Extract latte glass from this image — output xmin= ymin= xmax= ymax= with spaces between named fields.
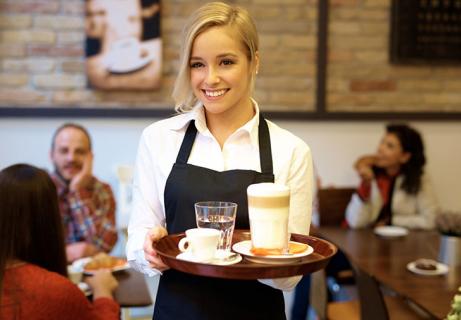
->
xmin=247 ymin=183 xmax=290 ymax=253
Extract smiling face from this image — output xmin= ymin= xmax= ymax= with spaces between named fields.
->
xmin=50 ymin=127 xmax=91 ymax=181
xmin=375 ymin=133 xmax=411 ymax=173
xmin=189 ymin=25 xmax=258 ymax=119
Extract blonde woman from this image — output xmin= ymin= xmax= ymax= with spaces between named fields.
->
xmin=127 ymin=2 xmax=314 ymax=319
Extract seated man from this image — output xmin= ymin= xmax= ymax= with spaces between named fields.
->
xmin=49 ymin=123 xmax=118 ymax=262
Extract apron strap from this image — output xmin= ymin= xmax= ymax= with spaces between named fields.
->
xmin=258 ymin=113 xmax=273 ymax=175
xmin=176 ymin=120 xmax=198 ymax=164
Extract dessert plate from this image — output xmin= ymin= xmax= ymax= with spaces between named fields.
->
xmin=374 ymin=226 xmax=409 ymax=238
xmin=407 ymin=259 xmax=449 ymax=276
xmin=232 ymin=240 xmax=314 ymax=265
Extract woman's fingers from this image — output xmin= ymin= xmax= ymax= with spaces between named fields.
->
xmin=143 ymin=226 xmax=169 ymax=271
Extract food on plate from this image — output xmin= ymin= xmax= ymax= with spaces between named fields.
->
xmin=250 ymin=242 xmax=308 ymax=256
xmin=414 ymin=259 xmax=438 ymax=271
xmin=83 ymin=253 xmax=127 ymax=271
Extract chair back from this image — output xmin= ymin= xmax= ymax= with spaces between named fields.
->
xmin=115 ymin=164 xmax=134 ymax=230
xmin=318 ymin=187 xmax=355 ymax=226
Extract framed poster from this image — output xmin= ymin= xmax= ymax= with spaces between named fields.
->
xmin=390 ymin=0 xmax=461 ymax=64
xmin=85 ymin=0 xmax=162 ymax=90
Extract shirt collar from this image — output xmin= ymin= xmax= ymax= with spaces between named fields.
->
xmin=167 ymin=99 xmax=261 ymax=145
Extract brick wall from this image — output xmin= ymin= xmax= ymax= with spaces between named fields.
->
xmin=0 ymin=0 xmax=317 ymax=111
xmin=327 ymin=0 xmax=461 ymax=112
xmin=0 ymin=0 xmax=459 ymax=112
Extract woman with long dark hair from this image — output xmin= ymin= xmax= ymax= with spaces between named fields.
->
xmin=0 ymin=164 xmax=120 ymax=319
xmin=346 ymin=124 xmax=439 ymax=229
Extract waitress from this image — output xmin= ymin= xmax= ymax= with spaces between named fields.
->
xmin=126 ymin=2 xmax=314 ymax=319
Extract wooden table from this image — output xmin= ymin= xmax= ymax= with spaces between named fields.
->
xmin=113 ymin=268 xmax=152 ymax=308
xmin=317 ymin=227 xmax=460 ymax=319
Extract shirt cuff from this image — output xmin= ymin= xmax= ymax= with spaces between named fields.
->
xmin=257 ymin=275 xmax=303 ymax=291
xmin=128 ymin=249 xmax=162 ymax=277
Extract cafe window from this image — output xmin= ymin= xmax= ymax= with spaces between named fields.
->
xmin=390 ymin=0 xmax=461 ymax=64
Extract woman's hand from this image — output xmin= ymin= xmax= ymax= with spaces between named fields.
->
xmin=357 ymin=164 xmax=374 ymax=182
xmin=85 ymin=269 xmax=118 ymax=299
xmin=143 ymin=226 xmax=169 ymax=271
xmin=354 ymin=155 xmax=376 ymax=182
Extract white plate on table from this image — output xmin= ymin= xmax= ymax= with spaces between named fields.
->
xmin=407 ymin=259 xmax=449 ymax=276
xmin=232 ymin=240 xmax=313 ymax=265
xmin=72 ymin=257 xmax=130 ymax=275
xmin=374 ymin=226 xmax=409 ymax=238
xmin=176 ymin=250 xmax=242 ymax=266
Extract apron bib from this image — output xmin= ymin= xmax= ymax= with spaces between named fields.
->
xmin=153 ymin=114 xmax=286 ymax=320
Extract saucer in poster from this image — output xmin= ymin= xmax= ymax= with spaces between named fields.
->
xmin=232 ymin=240 xmax=314 ymax=265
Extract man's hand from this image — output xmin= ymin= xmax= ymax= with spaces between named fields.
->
xmin=143 ymin=226 xmax=169 ymax=271
xmin=69 ymin=153 xmax=94 ymax=191
xmin=66 ymin=241 xmax=99 ymax=262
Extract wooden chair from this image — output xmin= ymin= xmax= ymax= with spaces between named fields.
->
xmin=316 ymin=187 xmax=356 ymax=282
xmin=317 ymin=187 xmax=356 ymax=226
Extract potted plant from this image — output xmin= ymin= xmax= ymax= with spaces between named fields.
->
xmin=436 ymin=212 xmax=461 ymax=266
xmin=446 ymin=287 xmax=461 ymax=320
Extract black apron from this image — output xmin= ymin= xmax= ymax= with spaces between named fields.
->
xmin=153 ymin=114 xmax=286 ymax=320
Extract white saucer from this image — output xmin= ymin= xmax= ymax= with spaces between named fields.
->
xmin=176 ymin=251 xmax=242 ymax=266
xmin=407 ymin=259 xmax=449 ymax=276
xmin=232 ymin=240 xmax=313 ymax=265
xmin=374 ymin=226 xmax=409 ymax=238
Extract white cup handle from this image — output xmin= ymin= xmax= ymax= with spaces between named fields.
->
xmin=178 ymin=237 xmax=190 ymax=252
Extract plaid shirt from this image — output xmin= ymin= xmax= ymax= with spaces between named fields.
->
xmin=50 ymin=172 xmax=118 ymax=252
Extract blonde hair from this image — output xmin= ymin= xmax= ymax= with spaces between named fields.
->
xmin=172 ymin=1 xmax=259 ymax=113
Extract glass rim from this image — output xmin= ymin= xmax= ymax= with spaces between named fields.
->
xmin=194 ymin=201 xmax=237 ymax=208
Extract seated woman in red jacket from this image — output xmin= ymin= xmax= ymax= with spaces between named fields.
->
xmin=0 ymin=164 xmax=120 ymax=320
xmin=346 ymin=123 xmax=439 ymax=229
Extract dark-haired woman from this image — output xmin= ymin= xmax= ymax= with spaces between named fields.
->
xmin=0 ymin=164 xmax=120 ymax=320
xmin=346 ymin=124 xmax=439 ymax=229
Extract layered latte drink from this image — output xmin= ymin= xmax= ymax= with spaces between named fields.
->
xmin=247 ymin=183 xmax=290 ymax=254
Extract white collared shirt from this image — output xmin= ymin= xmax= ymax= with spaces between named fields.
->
xmin=126 ymin=101 xmax=314 ymax=290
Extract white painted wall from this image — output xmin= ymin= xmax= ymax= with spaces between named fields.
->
xmin=1 ymin=118 xmax=460 ymax=214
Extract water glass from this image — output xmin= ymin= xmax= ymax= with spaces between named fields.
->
xmin=195 ymin=201 xmax=237 ymax=254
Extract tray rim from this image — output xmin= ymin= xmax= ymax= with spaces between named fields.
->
xmin=152 ymin=229 xmax=337 ymax=279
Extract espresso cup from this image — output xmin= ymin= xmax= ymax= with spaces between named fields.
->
xmin=178 ymin=228 xmax=220 ymax=262
xmin=247 ymin=183 xmax=290 ymax=253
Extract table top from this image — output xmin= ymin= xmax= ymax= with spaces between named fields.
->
xmin=318 ymin=227 xmax=460 ymax=319
xmin=153 ymin=229 xmax=337 ymax=280
xmin=113 ymin=268 xmax=152 ymax=308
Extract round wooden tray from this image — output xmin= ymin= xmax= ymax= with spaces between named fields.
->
xmin=153 ymin=229 xmax=337 ymax=279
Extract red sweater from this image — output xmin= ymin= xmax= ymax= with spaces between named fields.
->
xmin=1 ymin=264 xmax=119 ymax=320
